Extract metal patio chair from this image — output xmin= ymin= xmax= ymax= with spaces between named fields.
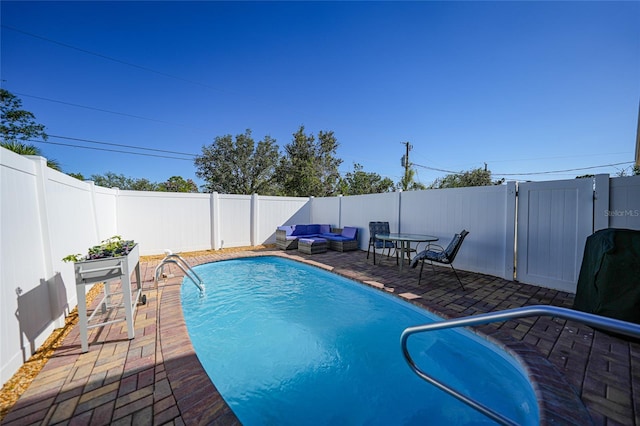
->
xmin=410 ymin=230 xmax=469 ymax=289
xmin=366 ymin=221 xmax=397 ymax=265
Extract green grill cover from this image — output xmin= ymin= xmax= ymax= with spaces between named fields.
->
xmin=573 ymin=228 xmax=640 ymax=325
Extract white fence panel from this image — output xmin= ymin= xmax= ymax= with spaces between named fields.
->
xmin=516 ymin=178 xmax=594 ymax=292
xmin=310 ymin=196 xmax=340 ymax=228
xmin=607 ymin=175 xmax=640 ymax=230
xmin=0 ymin=151 xmax=50 ymax=384
xmin=92 ymin=184 xmax=118 ymax=241
xmin=341 ymin=192 xmax=400 ymax=250
xmin=42 ymin=168 xmax=104 ymax=354
xmin=256 ymin=195 xmax=309 ymax=244
xmin=45 ymin=170 xmax=99 ymax=302
xmin=218 ymin=194 xmax=252 ymax=248
xmin=116 ymin=190 xmax=212 ymax=255
xmin=401 ymin=185 xmax=515 ymax=279
xmin=5 ymin=144 xmax=638 ymax=388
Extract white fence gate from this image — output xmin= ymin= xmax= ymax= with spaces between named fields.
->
xmin=516 ymin=178 xmax=595 ymax=292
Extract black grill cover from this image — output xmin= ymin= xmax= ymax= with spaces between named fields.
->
xmin=573 ymin=228 xmax=640 ymax=325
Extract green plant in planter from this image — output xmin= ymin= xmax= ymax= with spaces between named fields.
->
xmin=62 ymin=253 xmax=83 ymax=263
xmin=63 ymin=235 xmax=136 ymax=262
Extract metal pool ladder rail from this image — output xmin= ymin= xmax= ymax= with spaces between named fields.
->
xmin=154 ymin=250 xmax=205 ymax=294
xmin=400 ymin=305 xmax=640 ymax=426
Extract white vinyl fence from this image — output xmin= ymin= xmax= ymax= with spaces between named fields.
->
xmin=399 ymin=183 xmax=517 ymax=280
xmin=1 ymin=146 xmax=640 ymax=386
xmin=605 ymin=175 xmax=640 ymax=229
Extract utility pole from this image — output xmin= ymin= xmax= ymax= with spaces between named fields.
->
xmin=635 ymin=99 xmax=639 ymax=168
xmin=401 ymin=141 xmax=413 ymax=176
xmin=400 ymin=141 xmax=413 ymax=190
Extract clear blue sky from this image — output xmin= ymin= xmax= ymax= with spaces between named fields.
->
xmin=2 ymin=1 xmax=639 ymax=187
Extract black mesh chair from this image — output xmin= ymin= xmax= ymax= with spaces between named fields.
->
xmin=366 ymin=221 xmax=397 ymax=265
xmin=410 ymin=230 xmax=469 ymax=288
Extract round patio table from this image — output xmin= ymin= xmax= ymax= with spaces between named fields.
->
xmin=375 ymin=233 xmax=439 ymax=272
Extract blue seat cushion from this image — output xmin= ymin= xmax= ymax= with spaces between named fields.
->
xmin=413 ymin=249 xmax=447 ymax=263
xmin=425 ymin=250 xmax=448 ymax=262
xmin=321 ymin=232 xmax=340 ymax=238
xmin=291 ymin=224 xmax=332 ymax=237
xmin=292 ymin=225 xmax=308 ymax=236
xmin=306 ymin=224 xmax=320 ymax=234
xmin=341 ymin=227 xmax=357 ymax=240
xmin=299 ymin=237 xmax=327 ymax=244
xmin=375 ymin=240 xmax=395 ymax=248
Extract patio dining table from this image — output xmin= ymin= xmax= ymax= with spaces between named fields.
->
xmin=374 ymin=233 xmax=439 ymax=272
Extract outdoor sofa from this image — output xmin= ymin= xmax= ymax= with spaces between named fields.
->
xmin=276 ymin=224 xmax=358 ymax=252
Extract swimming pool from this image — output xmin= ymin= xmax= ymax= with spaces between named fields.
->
xmin=181 ymin=256 xmax=538 ymax=425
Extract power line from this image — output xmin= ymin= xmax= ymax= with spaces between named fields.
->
xmin=48 ymin=135 xmax=198 ymax=157
xmin=413 ymin=161 xmax=635 ymax=177
xmin=2 ymin=25 xmax=225 ymax=93
xmin=15 ymin=92 xmax=179 ymax=126
xmin=29 ymin=139 xmax=195 ymax=161
xmin=492 ymin=162 xmax=633 ymax=176
xmin=412 ymin=163 xmax=459 ymax=174
xmin=14 ymin=92 xmax=215 ymax=133
xmin=484 ymin=152 xmax=633 ymax=163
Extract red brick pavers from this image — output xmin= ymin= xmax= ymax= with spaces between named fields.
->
xmin=2 ymin=254 xmax=238 ymax=426
xmin=2 ymin=248 xmax=638 ymax=425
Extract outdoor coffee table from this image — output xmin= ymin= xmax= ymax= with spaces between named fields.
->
xmin=298 ymin=237 xmax=328 ymax=254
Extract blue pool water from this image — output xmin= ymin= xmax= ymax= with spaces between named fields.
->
xmin=181 ymin=256 xmax=538 ymax=425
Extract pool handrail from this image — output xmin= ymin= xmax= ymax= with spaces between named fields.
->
xmin=401 ymin=305 xmax=640 ymax=426
xmin=154 ymin=251 xmax=205 ymax=294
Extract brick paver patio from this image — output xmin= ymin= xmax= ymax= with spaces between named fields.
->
xmin=2 ymin=248 xmax=638 ymax=425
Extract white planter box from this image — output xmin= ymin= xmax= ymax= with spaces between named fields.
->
xmin=74 ymin=243 xmax=140 ymax=284
xmin=74 ymin=244 xmax=142 ymax=352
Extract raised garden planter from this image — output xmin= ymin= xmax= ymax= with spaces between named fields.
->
xmin=68 ymin=237 xmax=143 ymax=352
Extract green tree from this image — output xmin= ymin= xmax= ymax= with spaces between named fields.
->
xmin=91 ymin=172 xmax=132 ymax=189
xmin=128 ymin=178 xmax=159 ymax=191
xmin=398 ymin=167 xmax=426 ymax=191
xmin=90 ymin=172 xmax=160 ymax=191
xmin=613 ymin=165 xmax=640 ymax=177
xmin=338 ymin=163 xmax=395 ymax=195
xmin=277 ymin=126 xmax=342 ymax=197
xmin=159 ymin=176 xmax=199 ymax=193
xmin=1 ymin=89 xmax=61 ymax=170
xmin=0 ymin=141 xmax=62 ymax=171
xmin=1 ymin=89 xmax=47 ymax=143
xmin=194 ymin=129 xmax=281 ymax=194
xmin=68 ymin=172 xmax=86 ymax=181
xmin=429 ymin=167 xmax=502 ymax=189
